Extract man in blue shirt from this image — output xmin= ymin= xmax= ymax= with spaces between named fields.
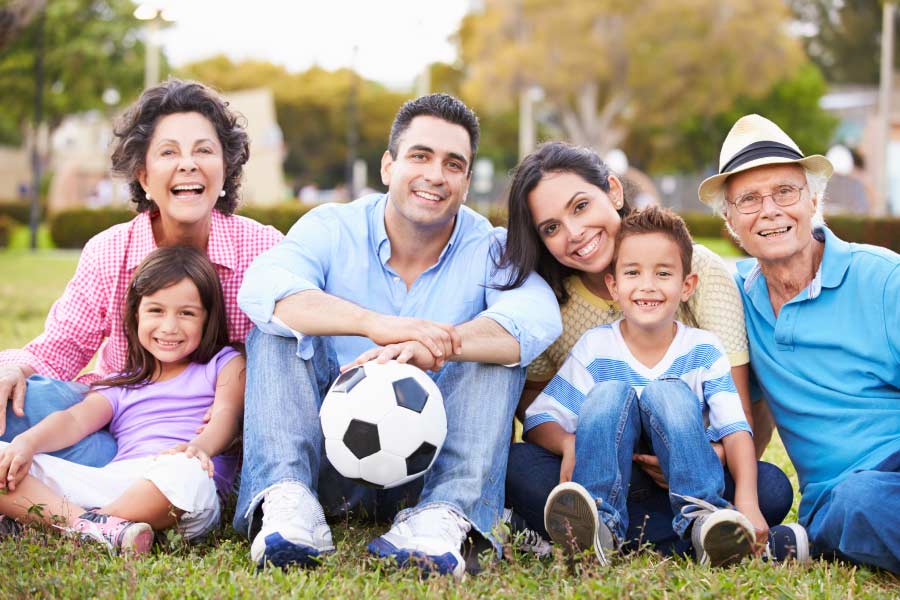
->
xmin=699 ymin=114 xmax=900 ymax=573
xmin=235 ymin=94 xmax=562 ymax=577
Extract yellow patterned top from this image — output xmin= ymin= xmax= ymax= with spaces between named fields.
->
xmin=527 ymin=244 xmax=750 ymax=382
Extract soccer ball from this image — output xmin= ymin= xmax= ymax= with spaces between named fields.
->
xmin=319 ymin=360 xmax=447 ymax=489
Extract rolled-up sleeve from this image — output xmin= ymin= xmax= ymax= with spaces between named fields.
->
xmin=478 ymin=231 xmax=562 ymax=366
xmin=238 ymin=207 xmax=334 ymax=339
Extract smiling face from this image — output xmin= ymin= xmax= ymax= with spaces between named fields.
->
xmin=139 ymin=111 xmax=225 ymax=232
xmin=527 ymin=171 xmax=624 ymax=277
xmin=605 ymin=232 xmax=697 ymax=335
xmin=136 ymin=277 xmax=207 ymax=373
xmin=381 ymin=115 xmax=472 ymax=234
xmin=725 ymin=163 xmax=817 ymax=266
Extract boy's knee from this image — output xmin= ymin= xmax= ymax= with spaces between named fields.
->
xmin=639 ymin=380 xmax=698 ymax=421
xmin=581 ymin=381 xmax=633 ymax=420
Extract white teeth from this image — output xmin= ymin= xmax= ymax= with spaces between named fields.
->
xmin=576 ymin=237 xmax=599 ymax=257
xmin=759 ymin=226 xmax=790 ymax=237
xmin=172 ymin=184 xmax=204 ymax=192
xmin=635 ymin=300 xmax=662 ymax=307
xmin=415 ymin=191 xmax=441 ymax=201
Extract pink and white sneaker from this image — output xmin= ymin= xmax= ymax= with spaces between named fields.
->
xmin=69 ymin=510 xmax=154 ymax=555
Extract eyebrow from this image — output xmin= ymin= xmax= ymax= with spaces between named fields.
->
xmin=534 ymin=191 xmax=587 ymax=229
xmin=153 ymin=138 xmax=219 ymax=148
xmin=406 ymin=144 xmax=470 ymax=170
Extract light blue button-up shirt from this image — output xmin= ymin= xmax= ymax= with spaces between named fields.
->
xmin=238 ymin=193 xmax=562 ymax=368
xmin=736 ymin=226 xmax=900 ymax=525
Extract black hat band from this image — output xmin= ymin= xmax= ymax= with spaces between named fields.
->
xmin=720 ymin=140 xmax=804 ymax=174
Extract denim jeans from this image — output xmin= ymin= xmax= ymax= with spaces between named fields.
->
xmin=507 ymin=380 xmax=793 ymax=553
xmin=806 ymin=450 xmax=899 ymax=573
xmin=234 ymin=328 xmax=525 ymax=552
xmin=1 ymin=375 xmax=117 ymax=467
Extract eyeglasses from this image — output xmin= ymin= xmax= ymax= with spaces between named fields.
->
xmin=728 ymin=184 xmax=805 ymax=215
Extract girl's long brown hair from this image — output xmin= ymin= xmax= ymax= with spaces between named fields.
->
xmin=93 ymin=246 xmax=230 ymax=389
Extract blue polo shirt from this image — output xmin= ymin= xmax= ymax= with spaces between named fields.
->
xmin=736 ymin=227 xmax=900 ymax=525
xmin=238 ymin=193 xmax=562 ymax=368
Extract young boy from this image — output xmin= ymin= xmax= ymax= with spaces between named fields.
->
xmin=524 ymin=206 xmax=767 ymax=567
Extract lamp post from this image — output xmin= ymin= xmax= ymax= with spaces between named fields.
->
xmin=133 ymin=2 xmax=175 ymax=89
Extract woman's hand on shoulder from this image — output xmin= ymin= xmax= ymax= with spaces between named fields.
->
xmin=162 ymin=443 xmax=215 ymax=478
xmin=0 ymin=436 xmax=35 ymax=492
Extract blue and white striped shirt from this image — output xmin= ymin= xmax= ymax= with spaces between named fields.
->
xmin=524 ymin=320 xmax=750 ymax=442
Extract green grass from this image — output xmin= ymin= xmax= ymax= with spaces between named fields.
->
xmin=694 ymin=236 xmax=744 ymax=258
xmin=0 ymin=251 xmax=897 ymax=598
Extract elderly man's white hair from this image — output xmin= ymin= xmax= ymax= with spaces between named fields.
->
xmin=712 ymin=166 xmax=829 ymax=243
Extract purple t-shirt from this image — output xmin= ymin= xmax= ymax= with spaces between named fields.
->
xmin=96 ymin=346 xmax=241 ymax=495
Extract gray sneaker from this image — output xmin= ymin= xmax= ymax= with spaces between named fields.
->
xmin=680 ymin=496 xmax=755 ymax=567
xmin=500 ymin=508 xmax=551 ymax=558
xmin=543 ymin=482 xmax=616 ymax=565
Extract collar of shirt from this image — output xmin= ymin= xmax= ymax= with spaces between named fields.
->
xmin=124 ymin=210 xmax=237 ymax=274
xmin=373 ymin=193 xmax=464 ymax=268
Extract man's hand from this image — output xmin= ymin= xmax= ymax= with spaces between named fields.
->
xmin=735 ymin=500 xmax=769 ymax=554
xmin=0 ymin=437 xmax=34 ymax=492
xmin=633 ymin=453 xmax=668 ymax=489
xmin=162 ymin=443 xmax=215 ymax=478
xmin=344 ymin=340 xmax=444 ymax=372
xmin=0 ymin=365 xmax=29 ymax=437
xmin=558 ymin=434 xmax=576 ymax=483
xmin=364 ymin=316 xmax=461 ymax=362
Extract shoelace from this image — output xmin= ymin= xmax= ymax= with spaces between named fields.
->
xmin=406 ymin=509 xmax=470 ymax=546
xmin=264 ymin=485 xmax=327 ymax=528
xmin=672 ymin=493 xmax=720 ymax=521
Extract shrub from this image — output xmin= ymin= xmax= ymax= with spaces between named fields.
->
xmin=0 ymin=215 xmax=16 ymax=248
xmin=237 ymin=203 xmax=315 ymax=234
xmin=48 ymin=208 xmax=135 ymax=249
xmin=826 ymin=215 xmax=900 ymax=253
xmin=0 ymin=201 xmax=38 ymax=224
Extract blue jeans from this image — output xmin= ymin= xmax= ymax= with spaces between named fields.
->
xmin=234 ymin=328 xmax=525 ymax=552
xmin=507 ymin=380 xmax=793 ymax=552
xmin=806 ymin=450 xmax=899 ymax=573
xmin=1 ymin=375 xmax=117 ymax=466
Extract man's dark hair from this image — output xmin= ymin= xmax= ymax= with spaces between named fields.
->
xmin=110 ymin=78 xmax=250 ymax=214
xmin=614 ymin=205 xmax=694 ymax=277
xmin=388 ymin=94 xmax=479 ymax=171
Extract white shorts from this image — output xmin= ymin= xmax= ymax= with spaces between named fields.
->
xmin=0 ymin=443 xmax=220 ymax=540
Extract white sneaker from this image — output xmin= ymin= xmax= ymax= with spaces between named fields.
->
xmin=543 ymin=482 xmax=616 ymax=565
xmin=680 ymin=495 xmax=755 ymax=567
xmin=500 ymin=508 xmax=551 ymax=558
xmin=367 ymin=506 xmax=471 ymax=578
xmin=250 ymin=482 xmax=335 ymax=568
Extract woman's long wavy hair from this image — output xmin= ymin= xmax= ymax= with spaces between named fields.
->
xmin=495 ymin=142 xmax=632 ymax=304
xmin=93 ymin=246 xmax=230 ymax=389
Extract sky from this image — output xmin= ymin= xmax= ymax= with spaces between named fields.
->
xmin=152 ymin=0 xmax=472 ymax=88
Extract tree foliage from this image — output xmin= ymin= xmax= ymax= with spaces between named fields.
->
xmin=0 ymin=0 xmax=146 ymax=144
xmin=459 ymin=0 xmax=805 ymax=156
xmin=789 ymin=0 xmax=899 ymax=85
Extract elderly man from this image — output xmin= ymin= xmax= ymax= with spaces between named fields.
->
xmin=699 ymin=114 xmax=899 ymax=573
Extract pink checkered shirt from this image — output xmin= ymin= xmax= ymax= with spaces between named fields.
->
xmin=0 ymin=210 xmax=283 ymax=383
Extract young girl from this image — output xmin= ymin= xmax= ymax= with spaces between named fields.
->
xmin=0 ymin=246 xmax=245 ymax=554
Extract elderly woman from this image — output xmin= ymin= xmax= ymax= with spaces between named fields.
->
xmin=700 ymin=114 xmax=899 ymax=573
xmin=499 ymin=142 xmax=794 ymax=557
xmin=0 ymin=79 xmax=283 ymax=466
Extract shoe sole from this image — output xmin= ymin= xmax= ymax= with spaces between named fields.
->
xmin=700 ymin=511 xmax=755 ymax=567
xmin=544 ymin=482 xmax=609 ymax=564
xmin=258 ymin=532 xmax=329 ymax=569
xmin=367 ymin=537 xmax=463 ymax=578
xmin=119 ymin=522 xmax=154 ymax=556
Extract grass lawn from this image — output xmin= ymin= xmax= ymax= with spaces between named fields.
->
xmin=0 ymin=250 xmax=896 ymax=598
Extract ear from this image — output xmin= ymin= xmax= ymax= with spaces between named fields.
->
xmin=681 ymin=272 xmax=699 ymax=302
xmin=138 ymin=168 xmax=148 ymax=193
xmin=607 ymin=174 xmax=625 ymax=210
xmin=605 ymin=271 xmax=619 ymax=302
xmin=380 ymin=150 xmax=393 ymax=187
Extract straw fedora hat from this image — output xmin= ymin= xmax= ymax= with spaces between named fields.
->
xmin=698 ymin=114 xmax=833 ymax=206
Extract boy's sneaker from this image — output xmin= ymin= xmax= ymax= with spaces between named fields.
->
xmin=250 ymin=481 xmax=335 ymax=569
xmin=500 ymin=507 xmax=551 ymax=558
xmin=367 ymin=506 xmax=471 ymax=578
xmin=70 ymin=511 xmax=154 ymax=555
xmin=683 ymin=498 xmax=755 ymax=567
xmin=543 ymin=482 xmax=616 ymax=565
xmin=0 ymin=515 xmax=21 ymax=539
xmin=765 ymin=523 xmax=810 ymax=564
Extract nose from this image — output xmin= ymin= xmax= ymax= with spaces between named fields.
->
xmin=159 ymin=312 xmax=178 ymax=333
xmin=638 ymin=272 xmax=657 ymax=291
xmin=178 ymin=154 xmax=198 ymax=172
xmin=567 ymin=220 xmax=586 ymax=243
xmin=422 ymin=159 xmax=445 ymax=185
xmin=758 ymin=193 xmax=784 ymax=217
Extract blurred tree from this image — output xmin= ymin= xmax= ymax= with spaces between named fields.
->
xmin=0 ymin=0 xmax=46 ymax=51
xmin=788 ymin=0 xmax=899 ymax=84
xmin=637 ymin=63 xmax=837 ymax=172
xmin=0 ymin=0 xmax=145 ymax=145
xmin=180 ymin=57 xmax=407 ymax=188
xmin=459 ymin=0 xmax=804 ymax=156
